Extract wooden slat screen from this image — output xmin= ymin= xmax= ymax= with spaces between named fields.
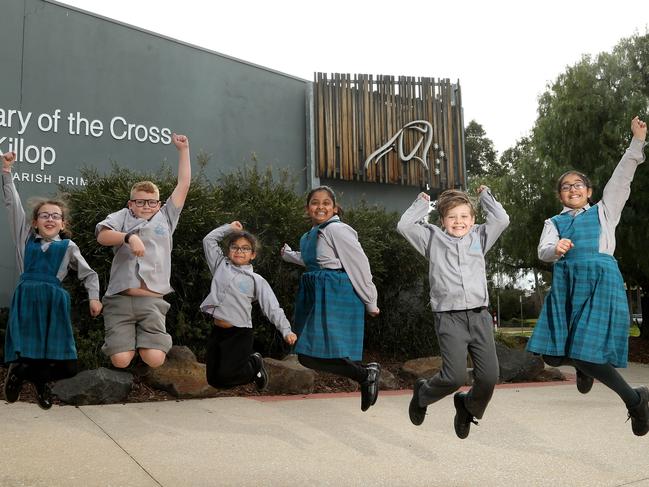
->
xmin=313 ymin=73 xmax=465 ymax=189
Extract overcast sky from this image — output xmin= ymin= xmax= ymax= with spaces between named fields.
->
xmin=60 ymin=0 xmax=648 ymax=154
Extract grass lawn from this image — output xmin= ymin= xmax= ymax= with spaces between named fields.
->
xmin=500 ymin=324 xmax=641 ymax=338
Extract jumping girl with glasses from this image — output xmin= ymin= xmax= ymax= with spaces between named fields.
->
xmin=96 ymin=133 xmax=190 ymax=369
xmin=281 ymin=186 xmax=381 ymax=412
xmin=2 ymin=151 xmax=102 ymax=409
xmin=200 ymin=221 xmax=296 ymax=391
xmin=527 ymin=116 xmax=649 ymax=436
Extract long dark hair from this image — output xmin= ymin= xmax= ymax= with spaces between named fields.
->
xmin=306 ymin=185 xmax=344 ymax=219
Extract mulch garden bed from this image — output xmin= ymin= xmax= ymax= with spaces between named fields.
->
xmin=0 ymin=353 xmax=412 ymax=406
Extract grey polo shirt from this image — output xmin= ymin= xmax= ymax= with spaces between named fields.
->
xmin=3 ymin=172 xmax=100 ymax=300
xmin=200 ymin=224 xmax=293 ymax=337
xmin=397 ymin=188 xmax=509 ymax=312
xmin=538 ymin=138 xmax=646 ymax=262
xmin=96 ymin=198 xmax=182 ymax=296
xmin=281 ymin=216 xmax=379 ymax=313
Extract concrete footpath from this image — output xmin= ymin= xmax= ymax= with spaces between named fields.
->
xmin=1 ymin=364 xmax=649 ymax=487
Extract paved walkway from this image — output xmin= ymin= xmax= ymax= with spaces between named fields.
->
xmin=2 ymin=364 xmax=649 ymax=487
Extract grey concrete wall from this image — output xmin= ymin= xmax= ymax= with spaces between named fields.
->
xmin=0 ymin=0 xmax=308 ymax=305
xmin=320 ymin=178 xmax=420 ymax=215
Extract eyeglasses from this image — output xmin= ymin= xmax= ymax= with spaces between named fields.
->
xmin=560 ymin=182 xmax=587 ymax=192
xmin=37 ymin=212 xmax=63 ymax=221
xmin=130 ymin=199 xmax=160 ymax=207
xmin=229 ymin=245 xmax=253 ymax=254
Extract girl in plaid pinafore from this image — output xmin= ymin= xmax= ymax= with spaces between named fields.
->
xmin=527 ymin=117 xmax=649 ymax=436
xmin=281 ymin=186 xmax=381 ymax=412
xmin=2 ymin=151 xmax=102 ymax=409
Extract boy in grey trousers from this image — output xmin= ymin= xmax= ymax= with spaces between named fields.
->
xmin=397 ymin=185 xmax=509 ymax=438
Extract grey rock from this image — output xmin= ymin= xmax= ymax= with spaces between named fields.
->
xmin=378 ymin=368 xmax=400 ymax=390
xmin=137 ymin=345 xmax=220 ymax=399
xmin=265 ymin=354 xmax=315 ymax=395
xmin=535 ymin=367 xmax=566 ymax=382
xmin=401 ymin=356 xmax=444 ymax=381
xmin=496 ymin=342 xmax=545 ymax=382
xmin=52 ymin=367 xmax=133 ymax=405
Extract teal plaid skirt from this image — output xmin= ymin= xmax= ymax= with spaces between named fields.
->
xmin=5 ymin=273 xmax=76 ymax=362
xmin=527 ymin=253 xmax=629 ymax=367
xmin=293 ymin=269 xmax=365 ymax=361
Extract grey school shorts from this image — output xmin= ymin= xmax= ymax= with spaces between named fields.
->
xmin=101 ymin=294 xmax=172 ymax=356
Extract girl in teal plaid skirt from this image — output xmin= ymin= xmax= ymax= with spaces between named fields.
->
xmin=2 ymin=151 xmax=102 ymax=409
xmin=527 ymin=117 xmax=649 ymax=436
xmin=281 ymin=186 xmax=381 ymax=412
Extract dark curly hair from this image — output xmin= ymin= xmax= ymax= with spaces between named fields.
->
xmin=225 ymin=231 xmax=259 ymax=254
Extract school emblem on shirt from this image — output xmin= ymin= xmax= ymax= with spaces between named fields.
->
xmin=469 ymin=239 xmax=482 ymax=253
xmin=237 ymin=279 xmax=253 ymax=295
xmin=154 ymin=223 xmax=167 ymax=236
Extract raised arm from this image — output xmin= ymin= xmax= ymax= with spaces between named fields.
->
xmin=203 ymin=222 xmax=238 ymax=275
xmin=170 ymin=133 xmax=191 ymax=208
xmin=476 ymin=185 xmax=510 ymax=253
xmin=599 ymin=117 xmax=646 ymax=227
xmin=396 ymin=192 xmax=432 ymax=258
xmin=2 ymin=152 xmax=31 ymax=247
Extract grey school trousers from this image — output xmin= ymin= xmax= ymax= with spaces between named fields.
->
xmin=418 ymin=308 xmax=499 ymax=419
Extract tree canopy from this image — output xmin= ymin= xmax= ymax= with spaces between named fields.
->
xmin=464 ymin=120 xmax=498 ymax=177
xmin=480 ymin=32 xmax=649 ymax=334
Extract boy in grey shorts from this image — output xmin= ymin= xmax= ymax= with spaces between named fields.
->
xmin=397 ymin=185 xmax=509 ymax=439
xmin=96 ymin=133 xmax=190 ymax=368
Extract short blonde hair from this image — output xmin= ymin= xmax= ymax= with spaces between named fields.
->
xmin=130 ymin=181 xmax=160 ymax=199
xmin=436 ymin=189 xmax=476 ymax=220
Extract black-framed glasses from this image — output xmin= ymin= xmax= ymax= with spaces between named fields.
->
xmin=37 ymin=212 xmax=63 ymax=221
xmin=560 ymin=182 xmax=587 ymax=192
xmin=130 ymin=199 xmax=160 ymax=207
xmin=229 ymin=245 xmax=253 ymax=253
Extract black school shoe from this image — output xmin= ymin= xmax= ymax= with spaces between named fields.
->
xmin=409 ymin=379 xmax=427 ymax=426
xmin=627 ymin=386 xmax=649 ymax=436
xmin=453 ymin=392 xmax=478 ymax=439
xmin=34 ymin=383 xmax=52 ymax=410
xmin=3 ymin=363 xmax=24 ymax=403
xmin=250 ymin=353 xmax=269 ymax=391
xmin=576 ymin=369 xmax=594 ymax=394
xmin=360 ymin=363 xmax=381 ymax=412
